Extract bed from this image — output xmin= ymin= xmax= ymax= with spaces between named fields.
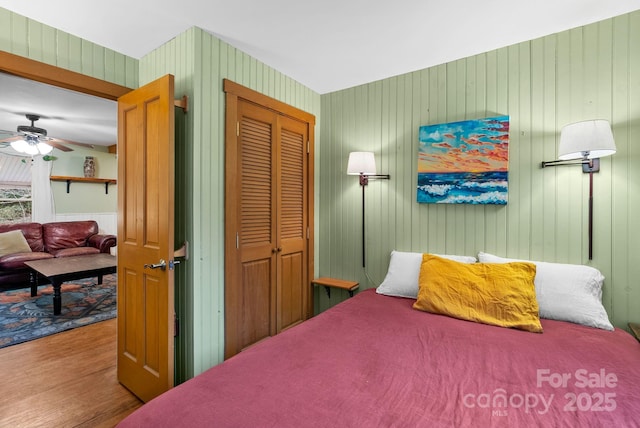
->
xmin=118 ymin=252 xmax=640 ymax=427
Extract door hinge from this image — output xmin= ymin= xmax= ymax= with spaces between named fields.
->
xmin=236 ymin=232 xmax=239 ymax=249
xmin=174 ymin=314 xmax=179 ymax=337
xmin=237 ymin=122 xmax=240 ymax=136
xmin=307 ymin=226 xmax=310 ymax=239
xmin=307 ymin=140 xmax=310 ymax=153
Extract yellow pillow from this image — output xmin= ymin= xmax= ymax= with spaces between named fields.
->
xmin=413 ymin=254 xmax=543 ymax=333
xmin=0 ymin=230 xmax=32 ymax=257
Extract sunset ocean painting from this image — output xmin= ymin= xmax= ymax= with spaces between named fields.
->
xmin=417 ymin=116 xmax=509 ymax=204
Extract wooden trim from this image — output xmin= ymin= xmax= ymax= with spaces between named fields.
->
xmin=223 ymin=79 xmax=316 ymax=125
xmin=307 ymin=115 xmax=315 ymax=317
xmin=223 ymin=90 xmax=240 ymax=360
xmin=0 ymin=50 xmax=132 ymax=100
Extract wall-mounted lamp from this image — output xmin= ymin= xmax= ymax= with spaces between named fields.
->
xmin=347 ymin=152 xmax=390 ymax=267
xmin=541 ymin=119 xmax=616 ymax=260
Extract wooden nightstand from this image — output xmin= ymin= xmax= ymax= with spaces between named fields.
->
xmin=629 ymin=323 xmax=640 ymax=342
xmin=312 ymin=277 xmax=359 ymax=298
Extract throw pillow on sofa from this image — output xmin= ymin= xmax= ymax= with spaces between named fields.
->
xmin=0 ymin=230 xmax=32 ymax=257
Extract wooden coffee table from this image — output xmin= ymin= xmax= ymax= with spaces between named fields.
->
xmin=25 ymin=253 xmax=117 ymax=315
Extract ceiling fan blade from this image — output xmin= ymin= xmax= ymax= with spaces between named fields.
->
xmin=0 ymin=135 xmax=23 ymax=143
xmin=47 ymin=140 xmax=73 ymax=152
xmin=51 ymin=137 xmax=95 ymax=149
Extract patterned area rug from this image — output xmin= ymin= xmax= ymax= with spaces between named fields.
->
xmin=0 ymin=274 xmax=116 ymax=349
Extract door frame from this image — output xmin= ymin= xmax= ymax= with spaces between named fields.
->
xmin=0 ymin=51 xmax=132 ymax=100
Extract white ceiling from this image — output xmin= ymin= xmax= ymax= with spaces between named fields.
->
xmin=1 ymin=1 xmax=639 ymax=94
xmin=0 ymin=72 xmax=117 ymax=148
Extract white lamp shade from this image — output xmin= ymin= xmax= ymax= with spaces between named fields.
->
xmin=347 ymin=152 xmax=377 ymax=175
xmin=24 ymin=143 xmax=39 ymax=155
xmin=36 ymin=142 xmax=53 ymax=155
xmin=558 ymin=119 xmax=616 ymax=160
xmin=10 ymin=139 xmax=29 ymax=153
xmin=9 ymin=138 xmax=54 ymax=156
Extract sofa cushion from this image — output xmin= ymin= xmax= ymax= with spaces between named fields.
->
xmin=43 ymin=221 xmax=99 ymax=255
xmin=0 ymin=222 xmax=45 ymax=252
xmin=0 ymin=251 xmax=54 ymax=270
xmin=54 ymin=247 xmax=101 ymax=257
xmin=0 ymin=230 xmax=32 ymax=257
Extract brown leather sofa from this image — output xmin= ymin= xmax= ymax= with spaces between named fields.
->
xmin=0 ymin=220 xmax=116 ymax=290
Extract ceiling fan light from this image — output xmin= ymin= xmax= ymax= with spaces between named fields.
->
xmin=24 ymin=143 xmax=39 ymax=156
xmin=37 ymin=142 xmax=53 ymax=155
xmin=10 ymin=139 xmax=29 ymax=153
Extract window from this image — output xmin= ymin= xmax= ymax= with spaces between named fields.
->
xmin=0 ymin=186 xmax=31 ymax=223
xmin=0 ymin=154 xmax=32 ymax=223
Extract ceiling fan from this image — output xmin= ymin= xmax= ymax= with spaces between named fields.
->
xmin=0 ymin=114 xmax=94 ymax=155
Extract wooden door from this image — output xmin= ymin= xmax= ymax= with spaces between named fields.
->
xmin=224 ymin=80 xmax=314 ymax=359
xmin=116 ymin=74 xmax=175 ymax=402
xmin=236 ymin=100 xmax=278 ymax=350
xmin=277 ymin=115 xmax=309 ymax=332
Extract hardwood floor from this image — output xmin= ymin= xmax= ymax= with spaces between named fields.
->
xmin=0 ymin=319 xmax=142 ymax=427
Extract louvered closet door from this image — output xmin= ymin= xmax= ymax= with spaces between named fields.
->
xmin=237 ymin=100 xmax=278 ymax=350
xmin=224 ymin=80 xmax=314 ymax=360
xmin=277 ymin=115 xmax=308 ymax=332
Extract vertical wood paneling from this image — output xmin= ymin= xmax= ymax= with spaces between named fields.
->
xmin=140 ymin=27 xmax=320 ymax=379
xmin=0 ymin=7 xmax=137 ymax=88
xmin=626 ymin=11 xmax=640 ymax=324
xmin=610 ymin=13 xmax=632 ymax=325
xmin=318 ymin=10 xmax=640 ymax=330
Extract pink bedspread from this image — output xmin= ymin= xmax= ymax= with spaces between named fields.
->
xmin=118 ymin=290 xmax=640 ymax=427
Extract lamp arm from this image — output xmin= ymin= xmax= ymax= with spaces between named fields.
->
xmin=541 ymin=159 xmax=588 ymax=168
xmin=365 ymin=174 xmax=390 ymax=180
xmin=541 ymin=158 xmax=600 ymax=173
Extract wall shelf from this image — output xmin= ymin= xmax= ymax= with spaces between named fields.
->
xmin=50 ymin=176 xmax=117 ymax=194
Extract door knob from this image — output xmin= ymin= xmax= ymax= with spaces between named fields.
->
xmin=144 ymin=259 xmax=167 ymax=270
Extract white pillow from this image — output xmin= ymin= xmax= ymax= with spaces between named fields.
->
xmin=477 ymin=252 xmax=613 ymax=331
xmin=376 ymin=250 xmax=476 ymax=299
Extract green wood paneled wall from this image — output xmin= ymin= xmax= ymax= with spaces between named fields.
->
xmin=0 ymin=8 xmax=137 ymax=88
xmin=318 ymin=11 xmax=640 ymax=330
xmin=139 ymin=27 xmax=321 ymax=380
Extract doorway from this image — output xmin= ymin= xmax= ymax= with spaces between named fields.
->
xmin=0 ymin=47 xmax=132 ymax=368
